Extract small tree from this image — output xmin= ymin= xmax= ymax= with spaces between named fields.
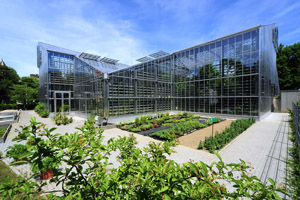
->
xmin=10 ymin=77 xmax=39 ymax=110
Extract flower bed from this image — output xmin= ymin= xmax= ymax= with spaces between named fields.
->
xmin=119 ymin=113 xmax=221 ymax=141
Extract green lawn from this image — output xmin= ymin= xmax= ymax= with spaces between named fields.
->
xmin=0 ymin=160 xmax=18 ymax=182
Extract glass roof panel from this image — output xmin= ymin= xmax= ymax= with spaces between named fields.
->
xmin=149 ymin=51 xmax=169 ymax=58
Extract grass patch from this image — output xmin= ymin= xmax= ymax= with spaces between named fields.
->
xmin=0 ymin=160 xmax=18 ymax=182
xmin=0 ymin=127 xmax=6 ymax=138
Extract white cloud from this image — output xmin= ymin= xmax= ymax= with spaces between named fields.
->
xmin=0 ymin=0 xmax=147 ymax=76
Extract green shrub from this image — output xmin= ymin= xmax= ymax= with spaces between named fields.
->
xmin=34 ymin=103 xmax=50 ymax=118
xmin=130 ymin=127 xmax=141 ymax=132
xmin=152 ymin=130 xmax=175 ymax=141
xmin=135 ymin=117 xmax=140 ymax=126
xmin=34 ymin=103 xmax=45 ymax=113
xmin=139 ymin=123 xmax=153 ymax=131
xmin=40 ymin=110 xmax=49 ymax=118
xmin=140 ymin=116 xmax=148 ymax=124
xmin=53 ymin=112 xmax=72 ymax=125
xmin=198 ymin=141 xmax=204 ymax=149
xmin=6 ymin=144 xmax=31 ymax=161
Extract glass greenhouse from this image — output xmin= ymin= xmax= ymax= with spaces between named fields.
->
xmin=37 ymin=24 xmax=279 ymax=120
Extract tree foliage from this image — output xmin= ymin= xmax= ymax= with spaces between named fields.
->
xmin=10 ymin=77 xmax=39 ymax=109
xmin=0 ymin=118 xmax=288 ymax=199
xmin=0 ymin=65 xmax=19 ymax=103
xmin=277 ymin=43 xmax=300 ymax=90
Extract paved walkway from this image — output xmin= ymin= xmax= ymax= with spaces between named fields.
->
xmin=0 ymin=111 xmax=290 ymax=198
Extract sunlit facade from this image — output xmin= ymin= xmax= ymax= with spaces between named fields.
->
xmin=37 ymin=24 xmax=279 ymax=119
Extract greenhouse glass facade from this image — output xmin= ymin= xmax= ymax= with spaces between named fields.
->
xmin=37 ymin=24 xmax=279 ymax=119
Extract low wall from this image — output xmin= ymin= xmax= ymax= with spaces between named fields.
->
xmin=281 ymin=90 xmax=300 ymax=112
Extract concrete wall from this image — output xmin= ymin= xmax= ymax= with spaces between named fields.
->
xmin=281 ymin=90 xmax=300 ymax=112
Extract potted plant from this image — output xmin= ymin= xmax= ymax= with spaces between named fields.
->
xmin=40 ymin=110 xmax=49 ymax=118
xmin=33 ymin=157 xmax=56 ymax=180
xmin=13 ymin=117 xmax=61 ymax=180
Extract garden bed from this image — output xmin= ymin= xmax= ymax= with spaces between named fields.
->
xmin=198 ymin=118 xmax=256 ymax=153
xmin=0 ymin=124 xmax=12 ymax=143
xmin=178 ymin=120 xmax=233 ymax=149
xmin=118 ymin=113 xmax=222 ymax=141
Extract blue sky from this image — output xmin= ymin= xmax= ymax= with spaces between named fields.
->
xmin=0 ymin=0 xmax=299 ymax=77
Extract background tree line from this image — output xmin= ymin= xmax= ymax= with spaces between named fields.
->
xmin=276 ymin=42 xmax=300 ymax=90
xmin=0 ymin=64 xmax=38 ymax=110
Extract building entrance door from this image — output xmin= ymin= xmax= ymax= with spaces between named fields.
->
xmin=54 ymin=91 xmax=71 ymax=113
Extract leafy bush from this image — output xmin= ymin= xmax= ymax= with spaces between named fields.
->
xmin=162 ymin=123 xmax=170 ymax=126
xmin=6 ymin=144 xmax=31 ymax=161
xmin=152 ymin=130 xmax=176 ymax=141
xmin=34 ymin=103 xmax=45 ymax=113
xmin=130 ymin=127 xmax=141 ymax=132
xmin=134 ymin=117 xmax=140 ymax=126
xmin=140 ymin=116 xmax=148 ymax=124
xmin=139 ymin=123 xmax=153 ymax=131
xmin=0 ymin=151 xmax=3 ymax=158
xmin=0 ymin=117 xmax=288 ymax=199
xmin=198 ymin=141 xmax=204 ymax=149
xmin=40 ymin=110 xmax=49 ymax=118
xmin=202 ymin=118 xmax=256 ymax=153
xmin=34 ymin=103 xmax=49 ymax=118
xmin=53 ymin=112 xmax=73 ymax=125
xmin=297 ymin=100 xmax=300 ymax=109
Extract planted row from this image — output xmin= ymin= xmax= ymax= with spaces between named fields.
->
xmin=198 ymin=118 xmax=256 ymax=153
xmin=152 ymin=119 xmax=207 ymax=141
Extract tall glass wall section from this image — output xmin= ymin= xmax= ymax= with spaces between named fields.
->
xmin=107 ymin=56 xmax=172 ymax=116
xmin=73 ymin=58 xmax=103 ymax=115
xmin=259 ymin=24 xmax=279 ymax=117
xmin=173 ymin=27 xmax=261 ymax=116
